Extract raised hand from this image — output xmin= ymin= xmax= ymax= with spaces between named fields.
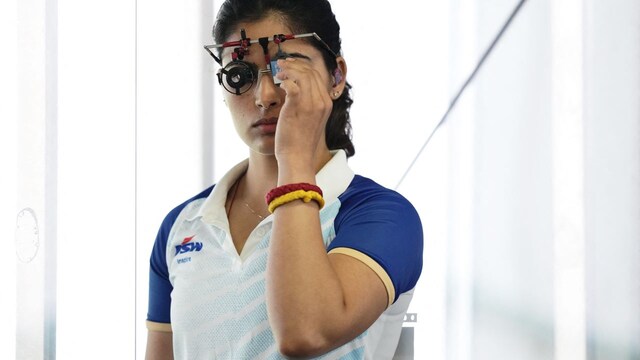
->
xmin=274 ymin=57 xmax=334 ymax=172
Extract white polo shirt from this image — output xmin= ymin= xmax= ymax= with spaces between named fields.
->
xmin=147 ymin=150 xmax=423 ymax=359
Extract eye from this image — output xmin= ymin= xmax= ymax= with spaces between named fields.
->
xmin=218 ymin=61 xmax=256 ymax=95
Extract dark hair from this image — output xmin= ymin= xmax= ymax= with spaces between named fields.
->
xmin=213 ymin=0 xmax=355 ymax=157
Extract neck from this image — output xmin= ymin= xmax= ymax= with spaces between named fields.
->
xmin=241 ymin=149 xmax=334 ymax=198
xmin=243 ymin=153 xmax=279 ymax=200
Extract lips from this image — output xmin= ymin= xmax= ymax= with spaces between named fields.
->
xmin=253 ymin=116 xmax=278 ymax=134
xmin=253 ymin=117 xmax=278 ymax=127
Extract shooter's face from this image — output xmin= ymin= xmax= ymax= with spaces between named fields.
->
xmin=220 ymin=15 xmax=333 ymax=155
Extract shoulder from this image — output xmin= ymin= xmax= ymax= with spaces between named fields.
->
xmin=155 ymin=185 xmax=215 ymax=245
xmin=151 ymin=184 xmax=216 ymax=266
xmin=162 ymin=185 xmax=214 ymax=226
xmin=336 ymin=175 xmax=421 ymax=227
xmin=339 ymin=175 xmax=410 ymax=203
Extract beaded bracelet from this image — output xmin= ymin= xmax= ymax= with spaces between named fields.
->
xmin=266 ymin=183 xmax=325 ymax=213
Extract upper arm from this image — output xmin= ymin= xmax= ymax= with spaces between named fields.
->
xmin=326 ymin=251 xmax=389 ymax=337
xmin=312 ymin=190 xmax=422 ymax=350
xmin=146 ymin=232 xmax=173 ymax=359
xmin=148 ymin=204 xmax=181 ymax=328
xmin=147 ymin=226 xmax=173 ymax=326
xmin=329 ymin=189 xmax=423 ymax=306
xmin=145 ymin=330 xmax=173 ymax=360
xmin=145 ymin=188 xmax=211 ymax=359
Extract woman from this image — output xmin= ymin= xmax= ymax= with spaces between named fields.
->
xmin=146 ymin=0 xmax=423 ymax=358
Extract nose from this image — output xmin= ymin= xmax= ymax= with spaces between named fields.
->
xmin=254 ymin=69 xmax=281 ymax=110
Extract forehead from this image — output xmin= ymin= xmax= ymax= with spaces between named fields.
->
xmin=226 ymin=15 xmax=293 ymax=42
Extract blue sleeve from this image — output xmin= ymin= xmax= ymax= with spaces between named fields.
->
xmin=146 ymin=208 xmax=179 ymax=324
xmin=328 ymin=178 xmax=423 ymax=304
xmin=147 ymin=186 xmax=214 ymax=324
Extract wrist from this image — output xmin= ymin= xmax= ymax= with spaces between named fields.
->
xmin=276 ymin=158 xmax=317 ymax=186
xmin=266 ymin=183 xmax=325 ymax=213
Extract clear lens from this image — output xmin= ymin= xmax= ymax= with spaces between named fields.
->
xmin=270 ymin=59 xmax=283 ymax=85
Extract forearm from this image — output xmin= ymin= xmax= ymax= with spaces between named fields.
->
xmin=145 ymin=330 xmax=173 ymax=360
xmin=267 ymin=166 xmax=356 ymax=355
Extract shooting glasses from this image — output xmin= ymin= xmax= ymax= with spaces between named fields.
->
xmin=204 ymin=29 xmax=338 ymax=95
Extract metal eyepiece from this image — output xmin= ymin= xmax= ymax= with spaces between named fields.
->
xmin=217 ymin=61 xmax=255 ymax=95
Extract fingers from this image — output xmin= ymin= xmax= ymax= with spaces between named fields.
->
xmin=276 ymin=58 xmax=331 ymax=102
xmin=277 ymin=59 xmax=334 ymax=121
xmin=271 ymin=58 xmax=333 ymax=162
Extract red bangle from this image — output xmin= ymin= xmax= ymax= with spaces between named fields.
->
xmin=265 ymin=183 xmax=323 ymax=206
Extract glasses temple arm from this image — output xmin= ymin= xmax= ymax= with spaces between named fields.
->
xmin=204 ymin=45 xmax=222 ymax=65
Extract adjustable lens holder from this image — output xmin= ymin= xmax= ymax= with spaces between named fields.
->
xmin=217 ymin=61 xmax=255 ymax=95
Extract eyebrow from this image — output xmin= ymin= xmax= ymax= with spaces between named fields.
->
xmin=283 ymin=52 xmax=312 ymax=61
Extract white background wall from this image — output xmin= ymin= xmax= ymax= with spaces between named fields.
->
xmin=1 ymin=0 xmax=638 ymax=359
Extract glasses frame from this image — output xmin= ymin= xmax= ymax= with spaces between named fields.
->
xmin=204 ymin=32 xmax=338 ymax=65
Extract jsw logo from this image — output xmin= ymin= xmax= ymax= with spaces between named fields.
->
xmin=175 ymin=235 xmax=203 ymax=255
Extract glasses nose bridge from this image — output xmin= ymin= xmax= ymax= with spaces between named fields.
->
xmin=256 ymin=65 xmax=279 ymax=88
xmin=254 ymin=67 xmax=280 ymax=108
xmin=257 ymin=68 xmax=272 ymax=82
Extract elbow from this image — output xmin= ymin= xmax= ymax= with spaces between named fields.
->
xmin=275 ymin=329 xmax=331 ymax=358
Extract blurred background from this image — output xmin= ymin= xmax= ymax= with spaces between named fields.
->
xmin=1 ymin=0 xmax=638 ymax=359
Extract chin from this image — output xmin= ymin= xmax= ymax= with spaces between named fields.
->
xmin=251 ymin=142 xmax=276 ymax=156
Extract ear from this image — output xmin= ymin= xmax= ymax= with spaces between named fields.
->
xmin=333 ymin=68 xmax=343 ymax=86
xmin=330 ymin=57 xmax=348 ymax=98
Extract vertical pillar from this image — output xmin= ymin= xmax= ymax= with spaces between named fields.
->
xmin=584 ymin=0 xmax=640 ymax=358
xmin=16 ymin=0 xmax=57 ymax=358
xmin=201 ymin=0 xmax=215 ymax=185
xmin=550 ymin=0 xmax=586 ymax=359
